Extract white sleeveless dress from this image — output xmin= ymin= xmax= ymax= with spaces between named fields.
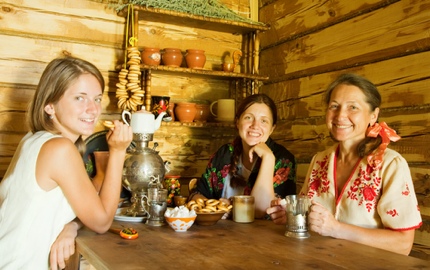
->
xmin=0 ymin=131 xmax=76 ymax=269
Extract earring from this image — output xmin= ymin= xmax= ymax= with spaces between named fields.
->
xmin=49 ymin=115 xmax=54 ymax=119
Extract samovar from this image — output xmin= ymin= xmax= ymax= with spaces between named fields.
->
xmin=121 ymin=108 xmax=169 ymax=225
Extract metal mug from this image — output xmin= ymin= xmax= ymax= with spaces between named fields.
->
xmin=146 ymin=188 xmax=168 ymax=226
xmin=284 ymin=194 xmax=310 ymax=238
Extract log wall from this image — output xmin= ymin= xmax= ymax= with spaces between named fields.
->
xmin=0 ymin=0 xmax=248 ymax=180
xmin=258 ymin=0 xmax=430 ymax=250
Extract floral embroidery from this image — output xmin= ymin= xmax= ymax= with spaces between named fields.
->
xmin=202 ymin=140 xmax=295 ymax=197
xmin=220 ymin=164 xmax=230 ymax=178
xmin=273 ymin=158 xmax=294 ymax=187
xmin=205 ymin=165 xmax=229 ymax=194
xmin=386 ymin=209 xmax=399 ymax=217
xmin=274 ymin=167 xmax=290 ymax=185
xmin=307 ymin=152 xmax=384 ymax=212
xmin=203 ymin=153 xmax=227 ymax=194
xmin=402 ymin=183 xmax=410 ymax=196
xmin=346 ymin=164 xmax=382 ymax=212
xmin=362 ymin=184 xmax=377 ymax=201
xmin=307 ymin=155 xmax=330 ymax=197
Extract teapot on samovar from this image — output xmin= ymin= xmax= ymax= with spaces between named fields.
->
xmin=121 ymin=108 xmax=170 ymax=225
xmin=122 ymin=107 xmax=165 ymax=134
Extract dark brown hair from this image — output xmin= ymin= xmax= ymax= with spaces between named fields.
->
xmin=27 ymin=56 xmax=104 ymax=155
xmin=324 ymin=73 xmax=382 ymax=157
xmin=230 ymin=94 xmax=277 ymax=187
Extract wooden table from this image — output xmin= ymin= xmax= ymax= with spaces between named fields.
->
xmin=73 ymin=219 xmax=428 ymax=270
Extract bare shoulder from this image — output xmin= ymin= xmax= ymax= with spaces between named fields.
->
xmin=37 ymin=137 xmax=83 ymax=190
xmin=41 ymin=137 xmax=78 ymax=155
xmin=38 ymin=137 xmax=82 ymax=167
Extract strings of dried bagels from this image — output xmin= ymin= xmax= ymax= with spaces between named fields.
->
xmin=116 ymin=46 xmax=145 ymax=112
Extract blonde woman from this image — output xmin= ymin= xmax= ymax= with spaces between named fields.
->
xmin=0 ymin=57 xmax=132 ymax=269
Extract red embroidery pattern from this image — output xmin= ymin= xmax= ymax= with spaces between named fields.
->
xmin=273 ymin=167 xmax=290 ymax=185
xmin=402 ymin=183 xmax=410 ymax=196
xmin=346 ymin=164 xmax=382 ymax=212
xmin=307 ymin=156 xmax=330 ymax=198
xmin=386 ymin=209 xmax=399 ymax=217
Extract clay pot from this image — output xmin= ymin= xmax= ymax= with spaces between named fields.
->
xmin=194 ymin=104 xmax=210 ymax=123
xmin=141 ymin=47 xmax=161 ymax=65
xmin=175 ymin=102 xmax=196 ymax=123
xmin=162 ymin=48 xmax=183 ymax=67
xmin=185 ymin=49 xmax=206 ymax=69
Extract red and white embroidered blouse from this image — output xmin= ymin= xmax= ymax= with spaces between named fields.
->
xmin=300 ymin=144 xmax=422 ymax=231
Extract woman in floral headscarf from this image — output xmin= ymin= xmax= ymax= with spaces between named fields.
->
xmin=267 ymin=73 xmax=422 ymax=255
xmin=191 ymin=94 xmax=296 ymax=218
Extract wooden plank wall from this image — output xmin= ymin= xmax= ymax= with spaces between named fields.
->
xmin=258 ymin=0 xmax=430 ymax=249
xmin=0 ymin=0 xmax=249 ymax=180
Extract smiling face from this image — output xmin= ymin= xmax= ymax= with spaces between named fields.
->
xmin=236 ymin=103 xmax=275 ymax=149
xmin=326 ymin=84 xmax=379 ymax=145
xmin=44 ymin=73 xmax=103 ymax=142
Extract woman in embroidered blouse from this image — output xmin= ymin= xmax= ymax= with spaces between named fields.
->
xmin=191 ymin=94 xmax=296 ymax=218
xmin=266 ymin=73 xmax=422 ymax=255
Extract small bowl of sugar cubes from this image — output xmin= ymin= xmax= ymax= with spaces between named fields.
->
xmin=164 ymin=206 xmax=197 ymax=232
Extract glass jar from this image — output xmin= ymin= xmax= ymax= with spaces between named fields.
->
xmin=163 ymin=175 xmax=181 ymax=207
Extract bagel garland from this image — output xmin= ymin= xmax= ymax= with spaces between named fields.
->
xmin=116 ymin=46 xmax=145 ymax=112
xmin=186 ymin=198 xmax=232 ymax=213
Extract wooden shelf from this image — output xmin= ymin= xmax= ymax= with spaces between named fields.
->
xmin=160 ymin=120 xmax=235 ymax=128
xmin=115 ymin=64 xmax=269 ymax=81
xmin=116 ymin=4 xmax=268 ymax=112
xmin=139 ymin=64 xmax=268 ymax=81
xmin=118 ymin=5 xmax=270 ymax=35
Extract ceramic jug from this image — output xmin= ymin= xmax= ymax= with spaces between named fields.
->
xmin=122 ymin=108 xmax=166 ymax=134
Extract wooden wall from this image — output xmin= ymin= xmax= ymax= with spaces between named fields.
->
xmin=258 ymin=0 xmax=430 ymax=249
xmin=0 ymin=0 xmax=250 ymax=180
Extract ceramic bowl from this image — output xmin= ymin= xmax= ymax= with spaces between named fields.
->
xmin=165 ymin=215 xmax=196 ymax=232
xmin=195 ymin=211 xmax=225 ymax=226
xmin=174 ymin=195 xmax=188 ymax=207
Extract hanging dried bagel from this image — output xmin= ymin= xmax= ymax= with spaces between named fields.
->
xmin=116 ymin=47 xmax=144 ymax=112
xmin=116 ymin=5 xmax=144 ymax=112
